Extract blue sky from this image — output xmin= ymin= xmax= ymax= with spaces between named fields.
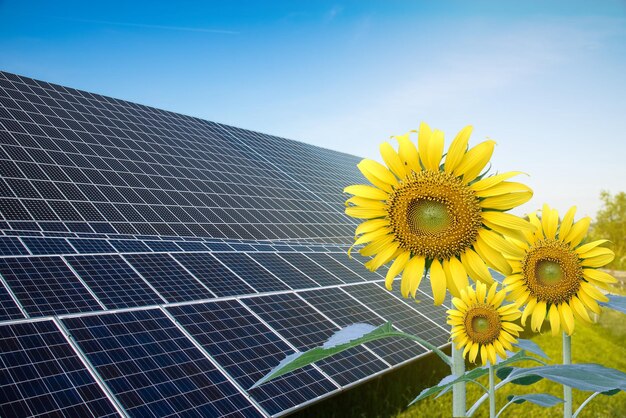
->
xmin=1 ymin=0 xmax=625 ymax=218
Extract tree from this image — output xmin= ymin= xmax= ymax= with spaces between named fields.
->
xmin=590 ymin=191 xmax=626 ymax=270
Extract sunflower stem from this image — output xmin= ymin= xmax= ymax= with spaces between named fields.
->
xmin=452 ymin=341 xmax=466 ymax=417
xmin=488 ymin=361 xmax=496 ymax=418
xmin=563 ymin=332 xmax=573 ymax=418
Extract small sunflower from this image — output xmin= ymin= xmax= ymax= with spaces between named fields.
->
xmin=503 ymin=204 xmax=617 ymax=336
xmin=344 ymin=122 xmax=533 ymax=305
xmin=448 ymin=282 xmax=522 ymax=365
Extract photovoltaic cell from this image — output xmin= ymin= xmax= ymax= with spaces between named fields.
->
xmin=303 ymin=253 xmax=365 ymax=283
xmin=0 ymin=320 xmax=119 ymax=417
xmin=213 ymin=253 xmax=290 ymax=293
xmin=167 ymin=300 xmax=337 ymax=416
xmin=108 ymin=239 xmax=152 ymax=253
xmin=65 ymin=255 xmax=164 ymax=309
xmin=143 ymin=240 xmax=181 ymax=252
xmin=325 ymin=252 xmax=385 ymax=281
xmin=277 ymin=253 xmax=343 ymax=286
xmin=247 ymin=253 xmax=318 ymax=289
xmin=344 ymin=283 xmax=449 ymax=348
xmin=0 ymin=236 xmax=28 ymax=255
xmin=123 ymin=253 xmax=214 ymax=303
xmin=68 ymin=239 xmax=116 ymax=254
xmin=20 ymin=236 xmax=76 ymax=255
xmin=241 ymin=293 xmax=387 ymax=386
xmin=62 ymin=309 xmax=262 ymax=417
xmin=174 ymin=241 xmax=208 ymax=252
xmin=0 ymin=256 xmax=102 ymax=316
xmin=0 ymin=283 xmax=24 ymax=321
xmin=203 ymin=242 xmax=234 ymax=252
xmin=173 ymin=252 xmax=256 ymax=297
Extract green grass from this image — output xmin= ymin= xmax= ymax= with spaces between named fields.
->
xmin=398 ymin=309 xmax=626 ymax=418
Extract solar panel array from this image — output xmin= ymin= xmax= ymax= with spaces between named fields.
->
xmin=0 ymin=71 xmax=451 ymax=417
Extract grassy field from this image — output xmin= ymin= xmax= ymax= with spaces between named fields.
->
xmin=293 ymin=277 xmax=625 ymax=417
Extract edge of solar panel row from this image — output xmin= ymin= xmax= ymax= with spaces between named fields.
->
xmin=0 ymin=71 xmax=452 ymax=417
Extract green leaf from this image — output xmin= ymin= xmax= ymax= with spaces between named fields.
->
xmin=599 ymin=294 xmax=626 ymax=314
xmin=497 ymin=367 xmax=543 ymax=385
xmin=506 ymin=393 xmax=563 ymax=407
xmin=251 ymin=322 xmax=452 ymax=389
xmin=514 ymin=339 xmax=549 ymax=359
xmin=602 ymin=389 xmax=620 ymax=396
xmin=504 ymin=364 xmax=626 ymax=393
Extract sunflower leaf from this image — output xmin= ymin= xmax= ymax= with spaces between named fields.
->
xmin=514 ymin=339 xmax=549 ymax=359
xmin=506 ymin=393 xmax=564 ymax=407
xmin=497 ymin=367 xmax=544 ymax=385
xmin=503 ymin=364 xmax=626 ymax=393
xmin=599 ymin=294 xmax=626 ymax=314
xmin=251 ymin=322 xmax=452 ymax=389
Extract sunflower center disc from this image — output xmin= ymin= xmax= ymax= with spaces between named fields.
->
xmin=408 ymin=199 xmax=451 ymax=234
xmin=471 ymin=316 xmax=490 ymax=333
xmin=536 ymin=260 xmax=563 ymax=285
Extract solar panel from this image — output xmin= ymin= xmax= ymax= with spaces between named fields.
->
xmin=64 ymin=254 xmax=164 ymax=309
xmin=62 ymin=309 xmax=263 ymax=417
xmin=123 ymin=253 xmax=214 ymax=302
xmin=212 ymin=253 xmax=291 ymax=293
xmin=0 ymin=256 xmax=103 ymax=316
xmin=0 ymin=71 xmax=452 ymax=416
xmin=0 ymin=320 xmax=119 ymax=417
xmin=167 ymin=300 xmax=337 ymax=415
xmin=276 ymin=253 xmax=344 ymax=286
xmin=173 ymin=252 xmax=256 ymax=297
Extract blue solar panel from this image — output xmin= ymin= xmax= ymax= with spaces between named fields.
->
xmin=68 ymin=239 xmax=116 ymax=254
xmin=227 ymin=243 xmax=257 ymax=252
xmin=123 ymin=253 xmax=214 ymax=302
xmin=0 ymin=283 xmax=24 ymax=321
xmin=62 ymin=309 xmax=263 ymax=417
xmin=277 ymin=253 xmax=344 ymax=286
xmin=303 ymin=253 xmax=366 ymax=284
xmin=213 ymin=253 xmax=290 ymax=293
xmin=326 ymin=252 xmax=385 ymax=281
xmin=0 ymin=236 xmax=29 ymax=255
xmin=109 ymin=239 xmax=152 ymax=253
xmin=247 ymin=253 xmax=319 ymax=289
xmin=0 ymin=257 xmax=102 ymax=316
xmin=167 ymin=300 xmax=337 ymax=415
xmin=65 ymin=255 xmax=164 ymax=309
xmin=204 ymin=242 xmax=234 ymax=252
xmin=0 ymin=320 xmax=119 ymax=417
xmin=241 ymin=293 xmax=388 ymax=386
xmin=143 ymin=240 xmax=182 ymax=252
xmin=173 ymin=253 xmax=256 ymax=297
xmin=299 ymin=287 xmax=422 ymax=366
xmin=248 ymin=244 xmax=274 ymax=252
xmin=20 ymin=237 xmax=76 ymax=255
xmin=174 ymin=241 xmax=209 ymax=252
xmin=344 ymin=283 xmax=449 ymax=348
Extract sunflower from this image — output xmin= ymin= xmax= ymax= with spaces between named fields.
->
xmin=502 ymin=204 xmax=617 ymax=336
xmin=448 ymin=282 xmax=522 ymax=365
xmin=344 ymin=122 xmax=533 ymax=305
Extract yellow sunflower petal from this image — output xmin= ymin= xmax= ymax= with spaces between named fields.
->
xmin=345 ymin=206 xmax=387 ymax=219
xmin=478 ymin=229 xmax=525 ymax=259
xmin=482 ymin=211 xmax=534 ymax=233
xmin=531 ymin=301 xmax=547 ymax=332
xmin=395 ymin=133 xmax=421 ymax=173
xmin=469 ymin=342 xmax=479 ymax=363
xmin=401 ymin=255 xmax=426 ymax=298
xmin=476 ymin=281 xmax=487 ymax=303
xmin=493 ymin=340 xmax=507 ymax=358
xmin=460 ymin=249 xmax=494 ymax=284
xmin=359 ymin=235 xmax=395 ymax=256
xmin=480 ymin=345 xmax=488 ymax=366
xmin=451 ymin=296 xmax=468 ymax=311
xmin=486 ymin=282 xmax=498 ymax=305
xmin=577 ymin=289 xmax=601 ymax=314
xmin=444 ymin=125 xmax=472 ymax=173
xmin=344 ymin=184 xmax=389 ymax=201
xmin=448 ymin=257 xmax=469 ymax=297
xmin=364 ymin=241 xmax=400 ymax=271
xmin=351 ymin=227 xmax=390 ymax=247
xmin=354 ymin=219 xmax=390 ymax=236
xmin=470 ymin=171 xmax=525 ymax=192
xmin=474 ymin=235 xmax=513 ymax=275
xmin=380 ymin=142 xmax=407 ymax=179
xmin=570 ymin=296 xmax=592 ymax=323
xmin=527 ymin=212 xmax=544 ymax=240
xmin=541 ymin=204 xmax=559 ymax=239
xmin=474 ymin=181 xmax=533 ymax=198
xmin=576 ymin=240 xmax=610 ymax=255
xmin=521 ymin=298 xmax=537 ymax=325
xmin=563 ymin=217 xmax=591 ymax=247
xmin=417 ymin=122 xmax=436 ymax=170
xmin=582 ymin=268 xmax=617 ymax=284
xmin=558 ymin=206 xmax=577 ymax=241
xmin=488 ymin=344 xmax=497 ymax=365
xmin=385 ymin=251 xmax=411 ymax=290
xmin=357 ymin=159 xmax=398 ymax=190
xmin=480 ymin=191 xmax=533 ymax=211
xmin=580 ymin=251 xmax=615 ymax=268
xmin=559 ymin=303 xmax=575 ymax=335
xmin=580 ymin=282 xmax=609 ymax=303
xmin=548 ymin=304 xmax=560 ymax=336
xmin=429 ymin=259 xmax=447 ymax=305
xmin=454 ymin=139 xmax=496 ymax=181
